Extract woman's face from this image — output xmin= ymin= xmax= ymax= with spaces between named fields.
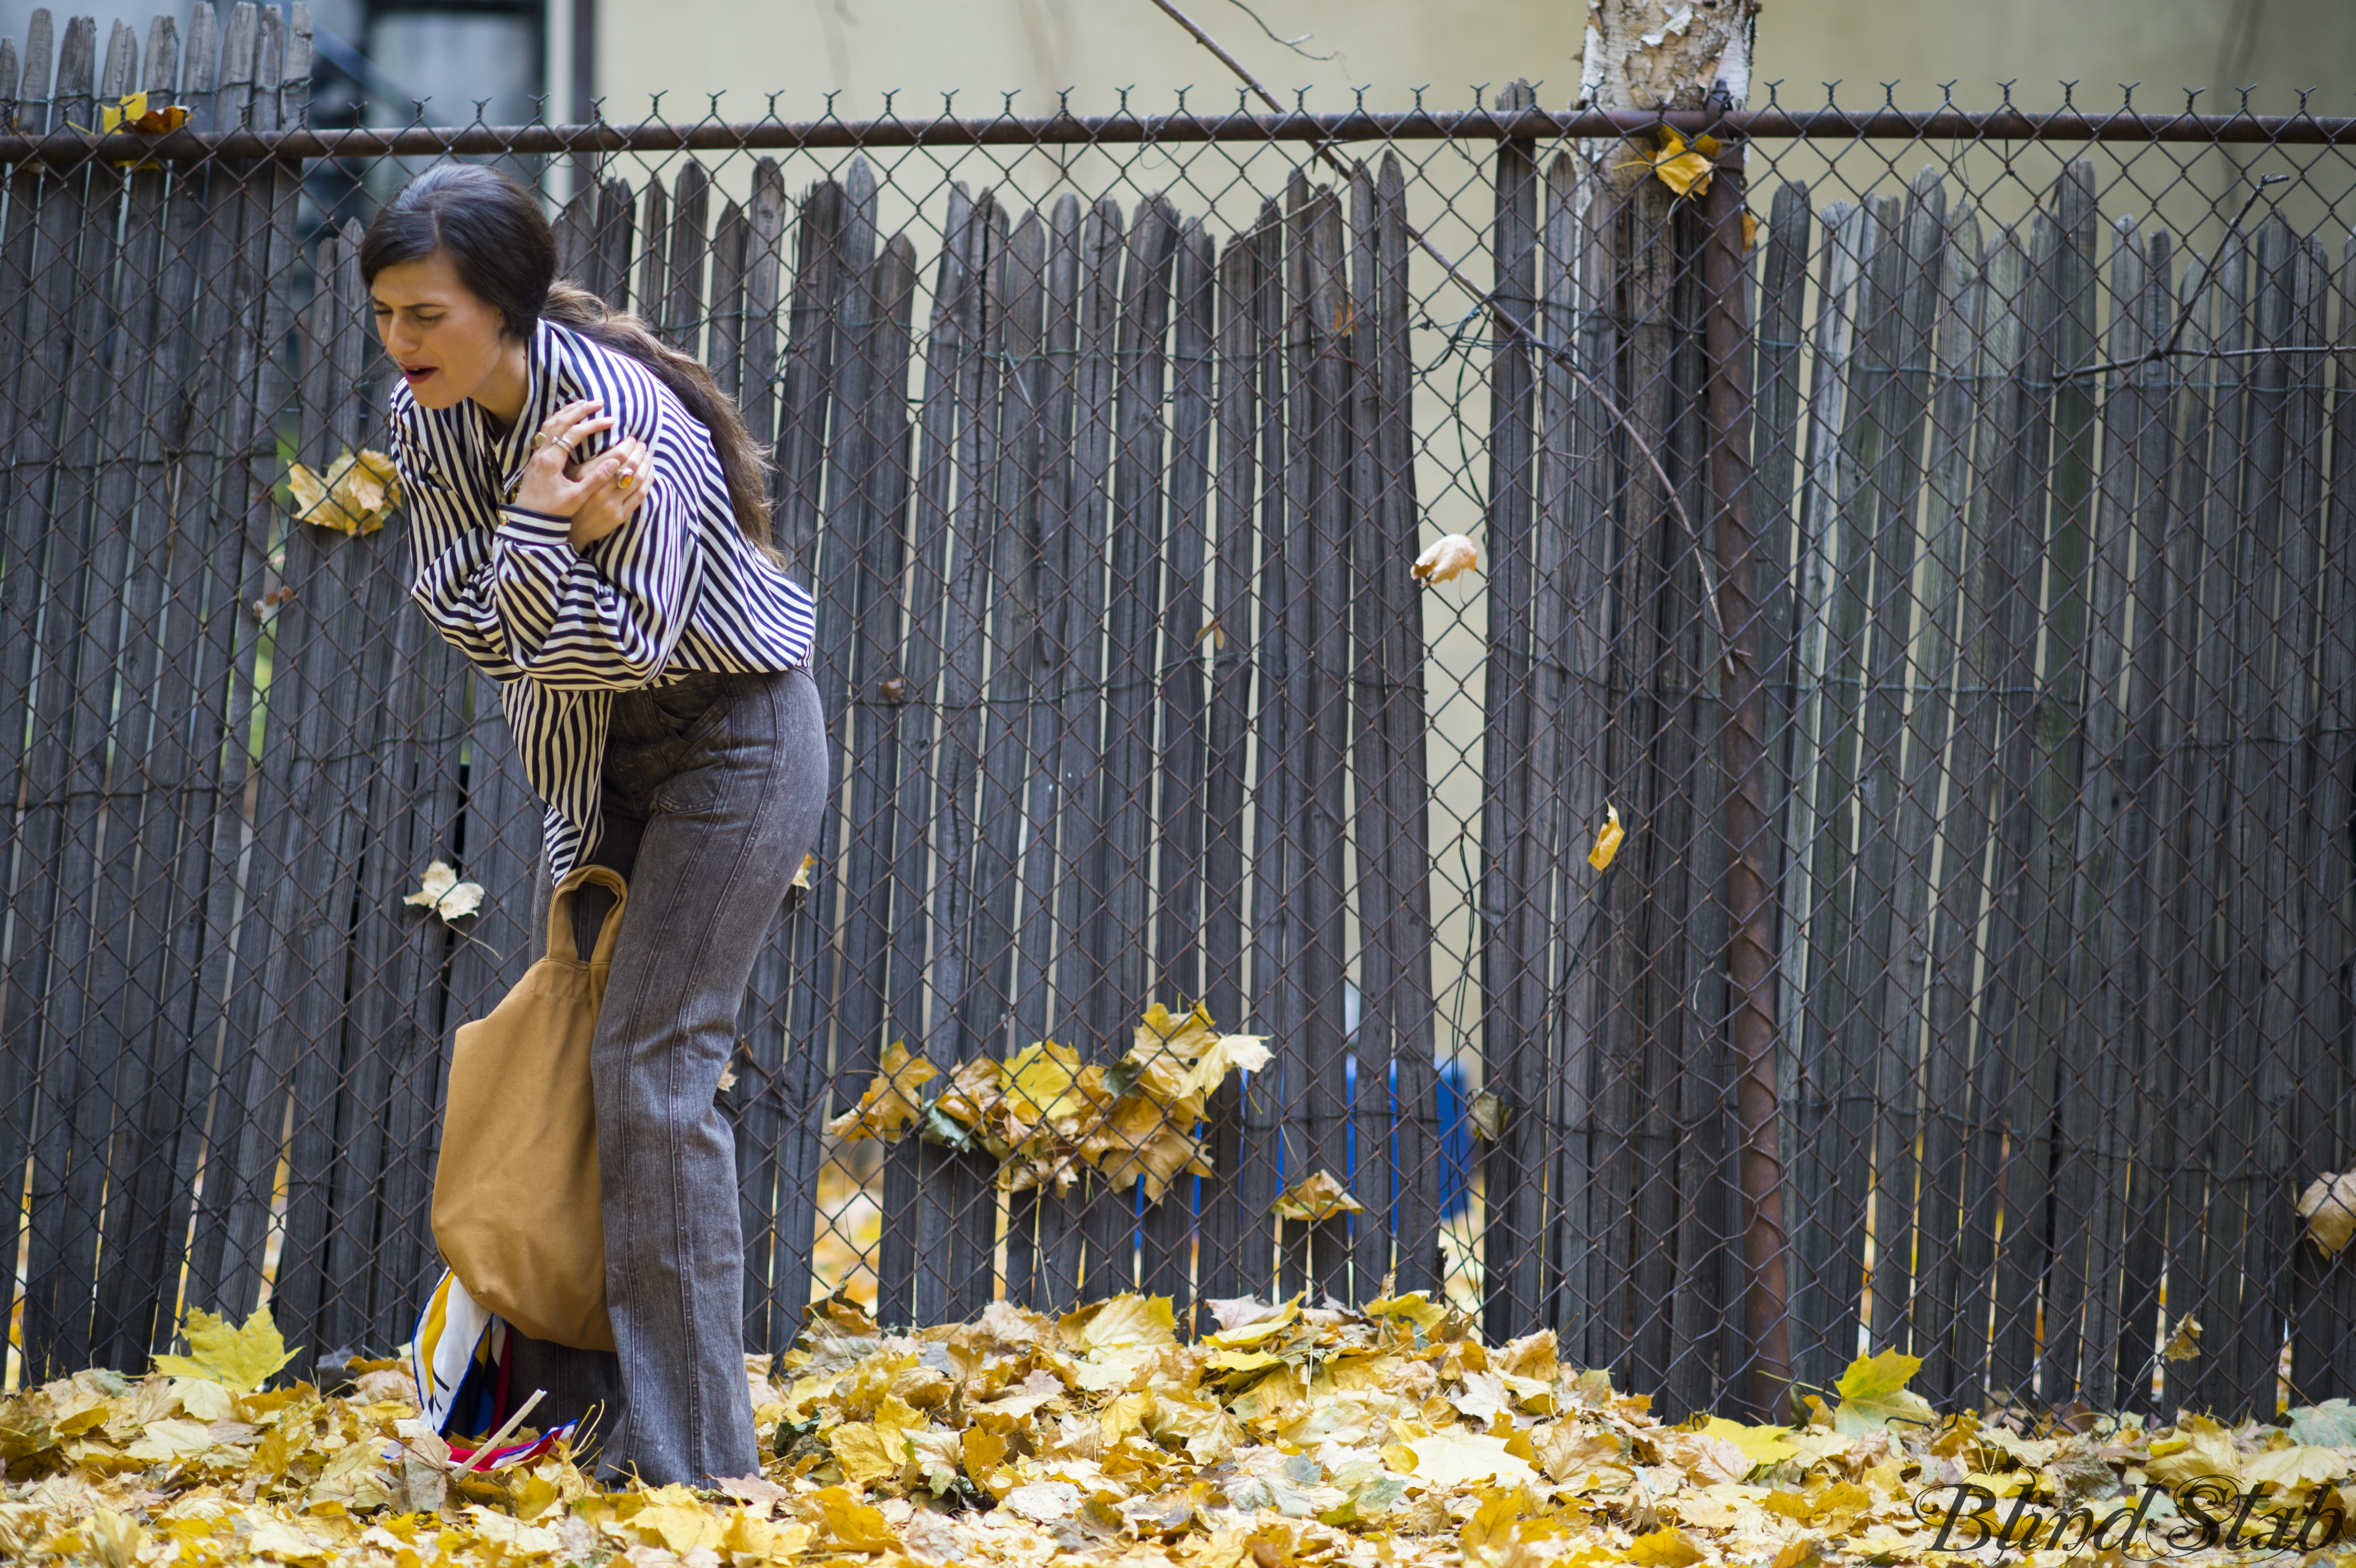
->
xmin=369 ymin=249 xmax=508 ymax=411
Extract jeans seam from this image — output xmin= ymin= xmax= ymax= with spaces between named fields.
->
xmin=662 ymin=672 xmax=790 ymax=1478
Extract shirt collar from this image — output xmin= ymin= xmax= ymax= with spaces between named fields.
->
xmin=489 ymin=319 xmax=575 ymax=497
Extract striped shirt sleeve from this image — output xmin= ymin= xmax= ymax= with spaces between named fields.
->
xmin=399 ymin=374 xmax=706 ymax=692
xmin=394 ymin=412 xmax=530 ymax=683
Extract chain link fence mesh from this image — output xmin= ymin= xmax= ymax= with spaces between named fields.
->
xmin=4 ymin=1 xmax=2356 ymax=1425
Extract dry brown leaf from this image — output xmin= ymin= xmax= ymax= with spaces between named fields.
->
xmin=2298 ymin=1167 xmax=2356 ymax=1254
xmin=1271 ymin=1169 xmax=1363 ymax=1222
xmin=403 ymin=859 xmax=485 ymax=924
xmin=1413 ymin=533 xmax=1479 ymax=585
xmin=287 ymin=447 xmax=402 ymax=536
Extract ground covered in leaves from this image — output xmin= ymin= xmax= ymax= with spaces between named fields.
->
xmin=7 ymin=1291 xmax=2356 ymax=1568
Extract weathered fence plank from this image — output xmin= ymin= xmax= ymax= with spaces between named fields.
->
xmin=2 ymin=65 xmax=2354 ymax=1407
xmin=1907 ymin=201 xmax=1990 ymax=1404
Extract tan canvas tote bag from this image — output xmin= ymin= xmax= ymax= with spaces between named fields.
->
xmin=432 ymin=863 xmax=626 ymax=1351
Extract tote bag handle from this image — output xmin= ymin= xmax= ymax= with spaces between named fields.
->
xmin=545 ymin=863 xmax=630 ymax=966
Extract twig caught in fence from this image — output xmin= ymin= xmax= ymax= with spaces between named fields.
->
xmin=2056 ymin=171 xmax=2287 ymax=381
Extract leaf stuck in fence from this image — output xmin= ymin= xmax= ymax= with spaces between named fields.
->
xmin=1271 ymin=1169 xmax=1363 ymax=1222
xmin=99 ymin=92 xmax=189 ymax=134
xmin=1412 ymin=532 xmax=1479 ymax=585
xmin=404 ymin=860 xmax=485 ymax=923
xmin=829 ymin=1002 xmax=1264 ymax=1201
xmin=824 ymin=1042 xmax=938 ymax=1142
xmin=286 ymin=446 xmax=401 ymax=535
xmin=2298 ymin=1167 xmax=2356 ymax=1254
xmin=1617 ymin=127 xmax=1719 ymax=199
xmin=1588 ymin=804 xmax=1625 ymax=871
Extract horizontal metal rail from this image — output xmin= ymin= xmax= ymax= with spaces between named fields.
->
xmin=3 ymin=105 xmax=2354 ymax=166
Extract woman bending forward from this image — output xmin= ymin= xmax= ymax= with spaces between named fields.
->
xmin=363 ymin=163 xmax=827 ymax=1486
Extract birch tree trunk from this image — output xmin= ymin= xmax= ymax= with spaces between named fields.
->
xmin=1578 ymin=0 xmax=1759 ymax=113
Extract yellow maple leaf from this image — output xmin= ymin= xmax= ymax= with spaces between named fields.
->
xmin=1087 ymin=1111 xmax=1214 ymax=1203
xmin=86 ymin=1508 xmax=144 ymax=1568
xmin=824 ymin=1042 xmax=938 ymax=1143
xmin=1134 ymin=1000 xmax=1222 ymax=1065
xmin=1207 ymin=1298 xmax=1300 ymax=1349
xmin=1460 ymin=1483 xmax=1538 ymax=1551
xmin=1364 ymin=1291 xmax=1449 ymax=1335
xmin=2146 ymin=1415 xmax=2242 ymax=1486
xmin=1062 ymin=1292 xmax=1178 ymax=1352
xmin=1830 ymin=1348 xmax=1934 ymax=1435
xmin=1626 ymin=1527 xmax=1706 ymax=1568
xmin=634 ymin=1485 xmax=729 ymax=1551
xmin=801 ymin=1483 xmax=899 ymax=1550
xmin=2245 ymin=1444 xmax=2351 ymax=1488
xmin=1003 ymin=1041 xmax=1103 ymax=1126
xmin=1404 ymin=1432 xmax=1538 ymax=1487
xmin=1184 ymin=1030 xmax=1272 ymax=1099
xmin=1701 ymin=1415 xmax=1799 ymax=1469
xmin=122 ymin=1418 xmax=214 ymax=1463
xmin=99 ymin=92 xmax=189 ymax=134
xmin=931 ymin=1055 xmax=1006 ymax=1130
xmin=961 ymin=1426 xmax=1010 ymax=1495
xmin=828 ymin=1421 xmax=905 ymax=1486
xmin=151 ymin=1306 xmax=299 ymax=1392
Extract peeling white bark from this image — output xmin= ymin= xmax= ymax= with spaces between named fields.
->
xmin=1576 ymin=0 xmax=1759 ymax=111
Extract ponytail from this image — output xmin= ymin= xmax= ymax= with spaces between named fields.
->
xmin=541 ymin=281 xmax=776 ymax=551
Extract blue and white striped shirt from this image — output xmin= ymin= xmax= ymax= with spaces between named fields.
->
xmin=392 ymin=317 xmax=818 ymax=878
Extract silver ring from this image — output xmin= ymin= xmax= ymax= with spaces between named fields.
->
xmin=616 ymin=466 xmax=637 ymax=490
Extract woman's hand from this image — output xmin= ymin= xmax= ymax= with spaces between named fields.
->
xmin=508 ymin=399 xmax=656 ymax=553
xmin=564 ymin=436 xmax=656 ymax=553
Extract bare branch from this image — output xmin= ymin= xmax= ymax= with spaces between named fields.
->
xmin=1216 ymin=0 xmax=1334 ymax=62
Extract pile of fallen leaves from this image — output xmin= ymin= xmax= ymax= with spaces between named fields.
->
xmin=8 ymin=1289 xmax=2356 ymax=1568
xmin=827 ymin=1004 xmax=1271 ymax=1202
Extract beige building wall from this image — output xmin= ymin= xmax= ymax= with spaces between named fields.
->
xmin=561 ymin=0 xmax=2354 ymax=122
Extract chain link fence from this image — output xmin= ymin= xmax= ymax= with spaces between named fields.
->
xmin=5 ymin=0 xmax=2356 ymax=1425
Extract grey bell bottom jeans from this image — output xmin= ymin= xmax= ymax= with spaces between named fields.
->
xmin=510 ymin=665 xmax=827 ymax=1486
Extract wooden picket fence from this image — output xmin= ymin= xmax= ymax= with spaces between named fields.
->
xmin=4 ymin=1 xmax=2356 ymax=1422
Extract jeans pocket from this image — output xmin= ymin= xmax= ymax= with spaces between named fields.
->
xmin=651 ymin=677 xmax=753 ymax=815
xmin=647 ymin=675 xmax=729 ymax=746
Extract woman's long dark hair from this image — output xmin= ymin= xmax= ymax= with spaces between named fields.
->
xmin=358 ymin=163 xmax=774 ymax=548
